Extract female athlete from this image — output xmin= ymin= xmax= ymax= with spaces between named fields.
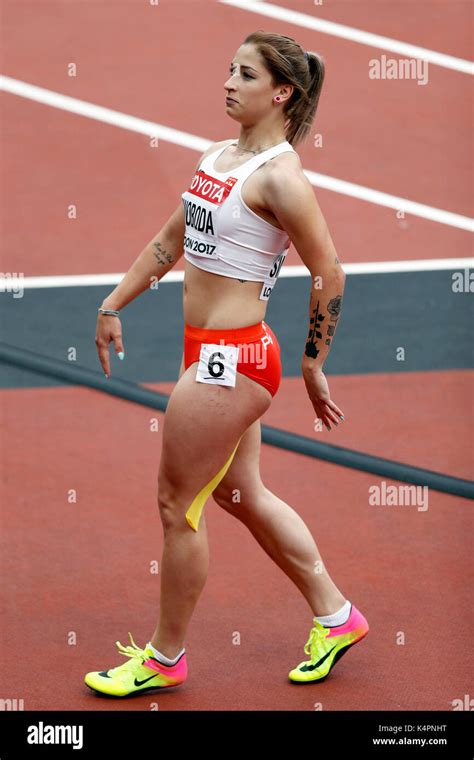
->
xmin=85 ymin=30 xmax=369 ymax=697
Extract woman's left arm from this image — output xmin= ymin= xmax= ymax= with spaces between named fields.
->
xmin=262 ymin=165 xmax=346 ymax=430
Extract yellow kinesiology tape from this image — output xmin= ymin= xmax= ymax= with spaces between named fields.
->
xmin=185 ymin=435 xmax=243 ymax=531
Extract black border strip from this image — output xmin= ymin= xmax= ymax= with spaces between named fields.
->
xmin=1 ymin=342 xmax=472 ymax=500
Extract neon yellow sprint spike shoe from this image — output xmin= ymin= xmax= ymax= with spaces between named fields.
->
xmin=289 ymin=604 xmax=369 ymax=683
xmin=84 ymin=632 xmax=187 ymax=697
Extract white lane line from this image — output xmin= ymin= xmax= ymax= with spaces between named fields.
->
xmin=2 ymin=259 xmax=473 ymax=290
xmin=1 ymin=76 xmax=472 ymax=231
xmin=305 ymin=170 xmax=473 ymax=231
xmin=0 ymin=75 xmax=210 ymax=151
xmin=219 ymin=0 xmax=474 ymax=75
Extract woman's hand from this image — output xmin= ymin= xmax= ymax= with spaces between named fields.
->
xmin=95 ymin=313 xmax=125 ymax=379
xmin=302 ymin=365 xmax=344 ymax=431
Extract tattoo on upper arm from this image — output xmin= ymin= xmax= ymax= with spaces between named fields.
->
xmin=152 ymin=241 xmax=173 ymax=266
xmin=305 ymin=294 xmax=343 ymax=358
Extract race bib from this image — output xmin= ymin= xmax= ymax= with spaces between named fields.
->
xmin=259 ymin=249 xmax=288 ymax=301
xmin=195 ymin=343 xmax=239 ymax=388
xmin=259 ymin=281 xmax=274 ymax=301
xmin=183 ymin=233 xmax=219 ymax=259
xmin=182 ymin=173 xmax=238 ymax=261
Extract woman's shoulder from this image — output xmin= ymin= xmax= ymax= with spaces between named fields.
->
xmin=201 ymin=138 xmax=235 ymax=162
xmin=263 ymin=145 xmax=303 ymax=179
xmin=259 ymin=148 xmax=306 ymax=208
xmin=272 ymin=145 xmax=302 ymax=168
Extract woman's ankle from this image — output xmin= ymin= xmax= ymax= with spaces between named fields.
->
xmin=311 ymin=595 xmax=347 ymax=617
xmin=149 ymin=639 xmax=184 ymax=659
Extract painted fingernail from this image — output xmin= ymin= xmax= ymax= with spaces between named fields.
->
xmin=118 ymin=352 xmax=124 ymax=360
xmin=104 ymin=373 xmax=108 ymax=378
xmin=339 ymin=415 xmax=345 ymax=420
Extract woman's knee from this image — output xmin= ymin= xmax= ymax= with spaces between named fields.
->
xmin=213 ymin=481 xmax=267 ymax=519
xmin=157 ymin=477 xmax=192 ymax=530
xmin=157 ymin=489 xmax=179 ymax=530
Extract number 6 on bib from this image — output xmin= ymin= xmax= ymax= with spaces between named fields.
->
xmin=195 ymin=343 xmax=239 ymax=388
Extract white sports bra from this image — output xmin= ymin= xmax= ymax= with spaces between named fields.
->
xmin=181 ymin=139 xmax=296 ymax=301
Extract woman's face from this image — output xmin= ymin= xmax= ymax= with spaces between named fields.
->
xmin=224 ymin=44 xmax=282 ymax=124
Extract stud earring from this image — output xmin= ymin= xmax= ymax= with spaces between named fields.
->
xmin=274 ymin=96 xmax=281 ymax=102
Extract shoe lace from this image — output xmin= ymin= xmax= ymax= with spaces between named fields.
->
xmin=304 ymin=621 xmax=330 ymax=662
xmin=113 ymin=631 xmax=148 ymax=673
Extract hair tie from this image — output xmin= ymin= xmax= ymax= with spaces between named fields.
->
xmin=304 ymin=50 xmax=309 ymax=61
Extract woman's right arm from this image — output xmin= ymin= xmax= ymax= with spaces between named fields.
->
xmin=95 ymin=202 xmax=187 ymax=378
xmin=96 ymin=200 xmax=187 ymax=377
xmin=96 ymin=142 xmax=226 ymax=376
xmin=100 ymin=139 xmax=229 ymax=312
xmin=100 ymin=201 xmax=186 ymax=313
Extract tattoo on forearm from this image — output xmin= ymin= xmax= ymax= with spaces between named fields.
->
xmin=305 ymin=294 xmax=343 ymax=358
xmin=325 ymin=295 xmax=342 ymax=346
xmin=152 ymin=241 xmax=173 ymax=266
xmin=305 ymin=299 xmax=325 ymax=358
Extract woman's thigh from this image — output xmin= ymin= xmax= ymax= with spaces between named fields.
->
xmin=158 ymin=356 xmax=272 ymax=530
xmin=177 ymin=350 xmax=267 ymax=501
xmin=211 ymin=417 xmax=267 ymax=516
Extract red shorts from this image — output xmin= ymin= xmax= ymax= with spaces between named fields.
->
xmin=183 ymin=320 xmax=282 ymax=397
